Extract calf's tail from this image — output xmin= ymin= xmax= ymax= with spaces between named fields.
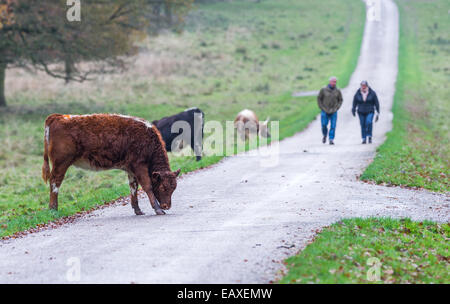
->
xmin=42 ymin=125 xmax=50 ymax=184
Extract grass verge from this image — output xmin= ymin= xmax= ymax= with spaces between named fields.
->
xmin=361 ymin=0 xmax=449 ymax=192
xmin=279 ymin=218 xmax=449 ymax=284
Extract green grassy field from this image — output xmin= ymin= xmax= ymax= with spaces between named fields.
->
xmin=0 ymin=0 xmax=365 ymax=237
xmin=279 ymin=218 xmax=449 ymax=284
xmin=361 ymin=0 xmax=449 ymax=192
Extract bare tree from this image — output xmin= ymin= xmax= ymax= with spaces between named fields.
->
xmin=0 ymin=0 xmax=193 ymax=107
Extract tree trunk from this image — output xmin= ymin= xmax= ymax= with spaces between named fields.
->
xmin=65 ymin=57 xmax=74 ymax=84
xmin=154 ymin=3 xmax=161 ymax=32
xmin=0 ymin=62 xmax=6 ymax=107
xmin=164 ymin=2 xmax=172 ymax=26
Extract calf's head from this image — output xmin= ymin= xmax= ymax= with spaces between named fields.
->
xmin=259 ymin=117 xmax=271 ymax=138
xmin=151 ymin=169 xmax=181 ymax=210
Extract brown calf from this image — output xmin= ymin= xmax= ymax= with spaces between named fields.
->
xmin=42 ymin=113 xmax=180 ymax=215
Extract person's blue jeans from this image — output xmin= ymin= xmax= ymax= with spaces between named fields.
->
xmin=321 ymin=110 xmax=337 ymax=140
xmin=358 ymin=112 xmax=374 ymax=139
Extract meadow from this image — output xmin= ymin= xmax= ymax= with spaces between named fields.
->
xmin=0 ymin=0 xmax=365 ymax=237
xmin=361 ymin=0 xmax=449 ymax=192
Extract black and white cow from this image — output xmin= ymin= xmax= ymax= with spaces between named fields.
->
xmin=152 ymin=107 xmax=204 ymax=161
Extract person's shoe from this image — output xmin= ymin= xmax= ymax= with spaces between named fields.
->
xmin=368 ymin=137 xmax=372 ymax=144
xmin=329 ymin=140 xmax=334 ymax=145
xmin=322 ymin=136 xmax=326 ymax=144
xmin=362 ymin=139 xmax=367 ymax=144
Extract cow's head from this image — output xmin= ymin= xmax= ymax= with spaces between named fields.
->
xmin=259 ymin=117 xmax=271 ymax=138
xmin=151 ymin=169 xmax=181 ymax=210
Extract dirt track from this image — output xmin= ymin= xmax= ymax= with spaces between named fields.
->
xmin=0 ymin=0 xmax=448 ymax=283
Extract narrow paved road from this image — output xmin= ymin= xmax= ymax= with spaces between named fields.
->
xmin=0 ymin=0 xmax=448 ymax=283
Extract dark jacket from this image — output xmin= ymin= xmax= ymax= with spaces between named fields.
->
xmin=317 ymin=86 xmax=343 ymax=114
xmin=352 ymin=87 xmax=380 ymax=114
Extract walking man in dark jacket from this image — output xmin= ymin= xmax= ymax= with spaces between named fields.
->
xmin=352 ymin=80 xmax=380 ymax=144
xmin=317 ymin=76 xmax=343 ymax=145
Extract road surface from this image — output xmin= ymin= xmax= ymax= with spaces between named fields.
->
xmin=0 ymin=0 xmax=448 ymax=283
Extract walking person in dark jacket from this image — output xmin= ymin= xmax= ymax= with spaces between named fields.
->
xmin=317 ymin=76 xmax=343 ymax=145
xmin=352 ymin=80 xmax=380 ymax=144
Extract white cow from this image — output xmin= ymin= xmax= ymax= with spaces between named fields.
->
xmin=234 ymin=109 xmax=270 ymax=141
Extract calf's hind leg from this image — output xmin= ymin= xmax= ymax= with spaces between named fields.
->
xmin=128 ymin=174 xmax=144 ymax=215
xmin=47 ymin=137 xmax=76 ymax=210
xmin=49 ymin=160 xmax=72 ymax=210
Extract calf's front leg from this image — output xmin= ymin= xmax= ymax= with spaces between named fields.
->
xmin=133 ymin=167 xmax=165 ymax=215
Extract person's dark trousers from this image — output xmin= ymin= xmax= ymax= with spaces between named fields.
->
xmin=358 ymin=112 xmax=374 ymax=139
xmin=321 ymin=110 xmax=337 ymax=140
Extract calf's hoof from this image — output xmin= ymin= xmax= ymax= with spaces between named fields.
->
xmin=134 ymin=209 xmax=145 ymax=216
xmin=155 ymin=209 xmax=166 ymax=215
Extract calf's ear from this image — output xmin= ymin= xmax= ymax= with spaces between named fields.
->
xmin=174 ymin=169 xmax=181 ymax=177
